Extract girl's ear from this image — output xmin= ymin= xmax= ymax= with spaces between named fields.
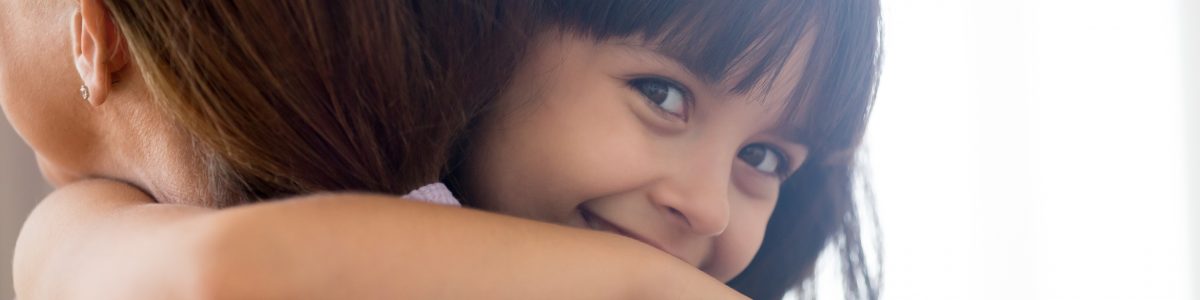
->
xmin=72 ymin=0 xmax=128 ymax=106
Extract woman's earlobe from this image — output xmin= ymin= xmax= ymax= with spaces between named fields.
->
xmin=72 ymin=0 xmax=127 ymax=106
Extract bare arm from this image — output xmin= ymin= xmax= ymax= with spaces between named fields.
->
xmin=13 ymin=179 xmax=746 ymax=299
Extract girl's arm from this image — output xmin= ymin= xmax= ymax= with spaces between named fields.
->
xmin=14 ymin=179 xmax=746 ymax=299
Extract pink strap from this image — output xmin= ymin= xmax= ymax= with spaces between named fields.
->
xmin=404 ymin=182 xmax=461 ymax=207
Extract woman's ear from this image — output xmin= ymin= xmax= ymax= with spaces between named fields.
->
xmin=72 ymin=0 xmax=128 ymax=106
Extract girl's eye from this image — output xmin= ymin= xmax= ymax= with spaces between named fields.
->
xmin=629 ymin=77 xmax=689 ymax=119
xmin=738 ymin=144 xmax=790 ymax=178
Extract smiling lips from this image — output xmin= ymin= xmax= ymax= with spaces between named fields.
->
xmin=580 ymin=208 xmax=671 ymax=256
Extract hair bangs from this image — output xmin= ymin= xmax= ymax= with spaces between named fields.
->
xmin=541 ymin=0 xmax=822 ymax=93
xmin=540 ymin=0 xmax=875 ymax=161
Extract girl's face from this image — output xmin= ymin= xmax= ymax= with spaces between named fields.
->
xmin=463 ymin=32 xmax=812 ymax=281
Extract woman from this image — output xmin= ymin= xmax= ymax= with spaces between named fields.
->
xmin=0 ymin=0 xmax=521 ymax=205
xmin=4 ymin=0 xmax=746 ymax=298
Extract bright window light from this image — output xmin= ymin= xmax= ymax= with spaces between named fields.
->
xmin=811 ymin=0 xmax=1194 ymax=299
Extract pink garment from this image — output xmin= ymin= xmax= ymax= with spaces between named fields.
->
xmin=404 ymin=182 xmax=461 ymax=207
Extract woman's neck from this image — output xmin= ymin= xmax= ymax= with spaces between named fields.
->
xmin=97 ymin=93 xmax=214 ymax=206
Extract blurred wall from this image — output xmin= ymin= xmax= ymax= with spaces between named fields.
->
xmin=1185 ymin=0 xmax=1200 ymax=297
xmin=872 ymin=0 xmax=1192 ymax=299
xmin=1 ymin=112 xmax=51 ymax=298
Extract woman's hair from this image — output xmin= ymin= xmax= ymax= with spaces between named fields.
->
xmin=102 ymin=0 xmax=529 ymax=205
xmin=456 ymin=1 xmax=882 ymax=299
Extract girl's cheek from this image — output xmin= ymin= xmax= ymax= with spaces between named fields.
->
xmin=730 ymin=164 xmax=782 ymax=201
xmin=710 ymin=217 xmax=769 ymax=281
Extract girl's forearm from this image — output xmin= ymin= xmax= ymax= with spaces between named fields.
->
xmin=186 ymin=193 xmax=744 ymax=299
xmin=14 ymin=180 xmax=746 ymax=299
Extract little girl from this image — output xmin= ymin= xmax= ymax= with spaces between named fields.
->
xmin=10 ymin=0 xmax=880 ymax=299
xmin=447 ymin=2 xmax=882 ymax=298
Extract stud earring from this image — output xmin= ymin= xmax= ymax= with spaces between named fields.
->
xmin=79 ymin=84 xmax=90 ymax=102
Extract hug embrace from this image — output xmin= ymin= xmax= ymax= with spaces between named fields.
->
xmin=0 ymin=0 xmax=881 ymax=299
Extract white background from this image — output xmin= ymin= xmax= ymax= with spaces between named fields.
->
xmin=812 ymin=0 xmax=1197 ymax=299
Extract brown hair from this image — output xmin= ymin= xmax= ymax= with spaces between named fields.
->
xmin=102 ymin=0 xmax=528 ymax=204
xmin=450 ymin=1 xmax=883 ymax=299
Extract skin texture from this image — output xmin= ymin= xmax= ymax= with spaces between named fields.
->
xmin=462 ymin=32 xmax=812 ymax=281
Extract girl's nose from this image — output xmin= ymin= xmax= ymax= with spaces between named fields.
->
xmin=652 ymin=162 xmax=732 ymax=237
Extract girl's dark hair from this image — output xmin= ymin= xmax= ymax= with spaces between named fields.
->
xmin=514 ymin=1 xmax=884 ymax=299
xmin=104 ymin=0 xmax=529 ymax=204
